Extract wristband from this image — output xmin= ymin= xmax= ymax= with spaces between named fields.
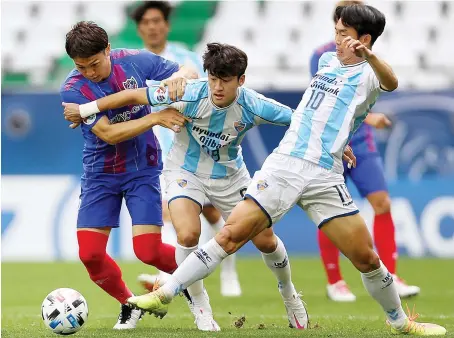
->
xmin=79 ymin=101 xmax=100 ymax=118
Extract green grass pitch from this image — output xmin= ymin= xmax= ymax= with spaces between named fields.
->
xmin=2 ymin=258 xmax=453 ymax=337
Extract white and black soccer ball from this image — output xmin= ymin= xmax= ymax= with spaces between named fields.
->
xmin=41 ymin=288 xmax=88 ymax=335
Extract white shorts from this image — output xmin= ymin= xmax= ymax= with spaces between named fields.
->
xmin=163 ymin=166 xmax=251 ymax=220
xmin=160 ymin=174 xmax=215 ymax=207
xmin=245 ymin=153 xmax=359 ymax=227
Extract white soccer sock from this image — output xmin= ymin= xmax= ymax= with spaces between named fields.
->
xmin=361 ymin=261 xmax=407 ymax=328
xmin=175 ymin=244 xmax=205 ymax=305
xmin=161 ymin=221 xmax=177 ymax=245
xmin=261 ymin=236 xmax=294 ymax=299
xmin=161 ymin=239 xmax=228 ymax=301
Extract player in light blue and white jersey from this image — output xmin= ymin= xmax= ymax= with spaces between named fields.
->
xmin=63 ymin=43 xmax=318 ymax=331
xmin=126 ymin=5 xmax=446 ymax=336
xmin=129 ymin=1 xmax=242 ymax=303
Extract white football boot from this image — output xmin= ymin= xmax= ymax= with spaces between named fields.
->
xmin=190 ymin=289 xmax=220 ymax=331
xmin=280 ymin=285 xmax=309 ymax=329
xmin=393 ymin=275 xmax=421 ymax=298
xmin=327 ymin=280 xmax=357 ymax=302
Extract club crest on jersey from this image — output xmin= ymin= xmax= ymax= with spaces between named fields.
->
xmin=122 ymin=76 xmax=138 ymax=90
xmin=233 ymin=120 xmax=246 ymax=132
xmin=257 ymin=180 xmax=269 ymax=191
xmin=177 ymin=179 xmax=188 ymax=188
xmin=154 ymin=87 xmax=167 ymax=103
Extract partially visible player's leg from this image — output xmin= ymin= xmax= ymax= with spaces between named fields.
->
xmin=319 ymin=161 xmax=355 ymax=302
xmin=77 ymin=176 xmax=141 ymax=329
xmin=123 ymin=168 xmax=177 ymax=274
xmin=304 ymin=168 xmax=445 ymax=335
xmin=77 ymin=228 xmax=133 ymax=304
xmin=202 ymin=204 xmax=241 ymax=297
xmin=252 ymin=228 xmax=308 ymax=329
xmin=164 ymin=170 xmax=219 ymax=331
xmin=352 ymin=154 xmax=420 ymax=298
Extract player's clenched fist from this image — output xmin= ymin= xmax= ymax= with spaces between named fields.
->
xmin=343 ymin=145 xmax=356 ymax=169
xmin=151 ymin=108 xmax=192 ymax=133
xmin=62 ymin=102 xmax=82 ymax=129
xmin=342 ymin=36 xmax=373 ymax=59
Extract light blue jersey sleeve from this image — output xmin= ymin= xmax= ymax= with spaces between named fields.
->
xmin=239 ymin=88 xmax=293 ymax=126
xmin=145 ymin=79 xmax=209 ymax=118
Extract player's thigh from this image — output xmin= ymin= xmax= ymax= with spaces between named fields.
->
xmin=217 ymin=199 xmax=270 ymax=254
xmin=350 ymin=153 xmax=388 ymax=198
xmin=164 ymin=169 xmax=206 ymax=241
xmin=201 ymin=204 xmax=222 ymax=224
xmin=245 ymin=153 xmax=305 ymax=227
xmin=77 ymin=175 xmax=122 ymax=228
xmin=123 ymin=168 xmax=163 ymax=234
xmin=208 ymin=167 xmax=250 ymax=221
xmin=320 ymin=212 xmax=378 ymax=272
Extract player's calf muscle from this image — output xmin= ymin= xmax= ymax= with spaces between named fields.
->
xmin=251 ymin=228 xmax=278 ymax=254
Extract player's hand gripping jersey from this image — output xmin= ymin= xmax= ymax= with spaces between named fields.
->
xmin=146 ymin=79 xmax=293 ymax=179
xmin=276 ymin=52 xmax=382 ymax=173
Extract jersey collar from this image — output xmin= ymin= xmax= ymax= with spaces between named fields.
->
xmin=340 ymin=59 xmax=368 ymax=68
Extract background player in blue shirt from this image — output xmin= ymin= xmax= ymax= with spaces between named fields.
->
xmin=309 ymin=0 xmax=420 ymax=302
xmin=60 ymin=21 xmax=196 ymax=330
xmin=129 ymin=1 xmax=242 ymax=299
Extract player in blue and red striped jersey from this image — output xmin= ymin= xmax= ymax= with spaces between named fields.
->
xmin=59 ymin=21 xmax=197 ymax=330
xmin=309 ymin=1 xmax=420 ymax=303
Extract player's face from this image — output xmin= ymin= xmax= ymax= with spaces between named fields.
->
xmin=73 ymin=45 xmax=111 ymax=82
xmin=335 ymin=19 xmax=362 ymax=64
xmin=208 ymin=74 xmax=245 ymax=108
xmin=138 ymin=9 xmax=169 ymax=49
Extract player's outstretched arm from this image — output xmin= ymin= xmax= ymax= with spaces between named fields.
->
xmin=343 ymin=36 xmax=398 ymax=91
xmin=90 ymin=108 xmax=190 ymax=145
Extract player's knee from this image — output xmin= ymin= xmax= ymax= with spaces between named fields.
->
xmin=352 ymin=249 xmax=380 ymax=273
xmin=371 ymin=194 xmax=391 ymax=215
xmin=216 ymin=225 xmax=245 ymax=254
xmin=78 ymin=247 xmax=105 ymax=266
xmin=133 ymin=245 xmax=160 ymax=266
xmin=176 ymin=229 xmax=201 ymax=247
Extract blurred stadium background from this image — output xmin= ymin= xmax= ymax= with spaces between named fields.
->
xmin=1 ymin=1 xmax=454 ymax=336
xmin=2 ymin=0 xmax=453 ymax=260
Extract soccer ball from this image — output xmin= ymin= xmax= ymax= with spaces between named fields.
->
xmin=41 ymin=288 xmax=88 ymax=335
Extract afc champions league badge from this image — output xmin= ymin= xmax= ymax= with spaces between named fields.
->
xmin=154 ymin=87 xmax=168 ymax=103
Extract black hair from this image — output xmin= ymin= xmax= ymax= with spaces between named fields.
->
xmin=335 ymin=4 xmax=386 ymax=46
xmin=130 ymin=1 xmax=172 ymax=24
xmin=332 ymin=1 xmax=364 ymax=23
xmin=203 ymin=43 xmax=248 ymax=79
xmin=65 ymin=21 xmax=108 ymax=58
